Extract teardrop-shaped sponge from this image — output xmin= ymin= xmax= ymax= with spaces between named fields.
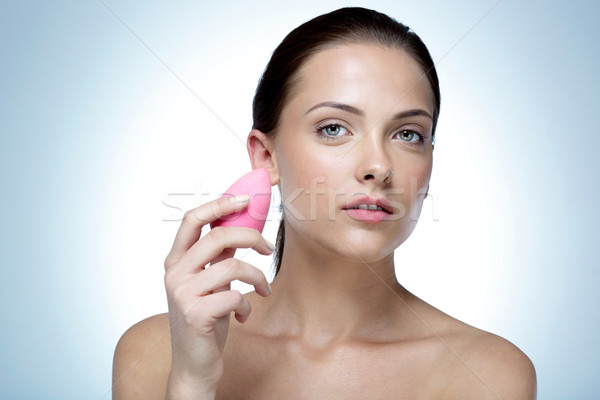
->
xmin=210 ymin=168 xmax=272 ymax=233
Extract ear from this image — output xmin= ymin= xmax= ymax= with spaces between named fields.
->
xmin=247 ymin=129 xmax=279 ymax=186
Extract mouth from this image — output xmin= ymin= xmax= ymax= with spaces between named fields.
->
xmin=343 ymin=204 xmax=392 ymax=213
xmin=342 ymin=197 xmax=394 ymax=214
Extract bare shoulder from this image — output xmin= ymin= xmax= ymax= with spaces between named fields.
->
xmin=112 ymin=313 xmax=172 ymax=400
xmin=444 ymin=324 xmax=537 ymax=399
xmin=407 ymin=295 xmax=536 ymax=399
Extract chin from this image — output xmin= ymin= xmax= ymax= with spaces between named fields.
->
xmin=344 ymin=221 xmax=413 ymax=249
xmin=328 ymin=237 xmax=396 ymax=265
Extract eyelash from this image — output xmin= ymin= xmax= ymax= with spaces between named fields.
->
xmin=316 ymin=123 xmax=349 ymax=140
xmin=315 ymin=123 xmax=425 ymax=144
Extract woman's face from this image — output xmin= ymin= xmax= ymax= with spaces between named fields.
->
xmin=272 ymin=43 xmax=435 ymax=263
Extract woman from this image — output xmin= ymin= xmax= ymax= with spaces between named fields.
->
xmin=113 ymin=7 xmax=536 ymax=399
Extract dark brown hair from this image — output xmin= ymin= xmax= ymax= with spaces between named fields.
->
xmin=252 ymin=7 xmax=441 ymax=275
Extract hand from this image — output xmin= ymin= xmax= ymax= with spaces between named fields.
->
xmin=163 ymin=195 xmax=273 ymax=398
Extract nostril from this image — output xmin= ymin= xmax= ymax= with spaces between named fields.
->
xmin=364 ymin=174 xmax=374 ymax=180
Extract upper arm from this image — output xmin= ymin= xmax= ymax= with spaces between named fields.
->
xmin=112 ymin=313 xmax=172 ymax=400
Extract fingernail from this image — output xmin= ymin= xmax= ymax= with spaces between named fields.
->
xmin=265 ymin=240 xmax=275 ymax=251
xmin=231 ymin=194 xmax=249 ymax=204
xmin=267 ymin=282 xmax=272 ymax=295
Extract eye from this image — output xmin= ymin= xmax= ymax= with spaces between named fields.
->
xmin=395 ymin=129 xmax=424 ymax=143
xmin=317 ymin=123 xmax=349 ymax=138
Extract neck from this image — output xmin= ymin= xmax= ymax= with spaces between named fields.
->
xmin=263 ymin=223 xmax=411 ymax=345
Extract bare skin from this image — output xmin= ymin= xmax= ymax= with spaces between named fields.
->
xmin=114 ymin=298 xmax=535 ymax=399
xmin=113 ymin=44 xmax=536 ymax=399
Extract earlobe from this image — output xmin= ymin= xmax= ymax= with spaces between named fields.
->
xmin=247 ymin=129 xmax=280 ymax=186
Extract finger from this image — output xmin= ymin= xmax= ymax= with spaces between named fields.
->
xmin=209 ymin=247 xmax=236 ymax=268
xmin=163 ymin=248 xmax=237 ymax=295
xmin=209 ymin=247 xmax=236 ymax=294
xmin=183 ymin=290 xmax=252 ymax=328
xmin=173 ymin=226 xmax=274 ymax=275
xmin=178 ymin=257 xmax=271 ymax=298
xmin=165 ymin=195 xmax=250 ymax=268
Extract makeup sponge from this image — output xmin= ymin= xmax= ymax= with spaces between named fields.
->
xmin=210 ymin=168 xmax=272 ymax=233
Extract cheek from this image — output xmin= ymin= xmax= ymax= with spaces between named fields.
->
xmin=279 ymin=140 xmax=346 ymax=191
xmin=399 ymin=152 xmax=432 ymax=192
xmin=407 ymin=161 xmax=433 ymax=224
xmin=410 ymin=164 xmax=432 ymax=195
xmin=387 ymin=155 xmax=432 ymax=218
xmin=277 ymin=141 xmax=319 ymax=216
xmin=278 ymin=147 xmax=352 ymax=223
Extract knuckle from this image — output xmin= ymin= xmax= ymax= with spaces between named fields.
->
xmin=208 ymin=200 xmax=223 ymax=220
xmin=182 ymin=209 xmax=193 ymax=221
xmin=207 ymin=226 xmax=226 ymax=243
xmin=184 ymin=207 xmax=207 ymax=224
xmin=248 ymin=230 xmax=261 ymax=245
xmin=239 ymin=259 xmax=257 ymax=274
xmin=230 ymin=290 xmax=244 ymax=304
xmin=164 ymin=254 xmax=176 ymax=270
xmin=213 ymin=259 xmax=238 ymax=286
xmin=171 ymin=284 xmax=185 ymax=305
xmin=227 ymin=257 xmax=242 ymax=274
xmin=163 ymin=269 xmax=181 ymax=295
xmin=251 ymin=235 xmax=261 ymax=248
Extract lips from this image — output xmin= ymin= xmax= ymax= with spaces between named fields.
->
xmin=342 ymin=196 xmax=394 ymax=214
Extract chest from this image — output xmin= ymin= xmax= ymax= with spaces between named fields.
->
xmin=216 ymin=335 xmax=452 ymax=399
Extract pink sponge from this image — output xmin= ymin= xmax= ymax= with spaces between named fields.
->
xmin=210 ymin=168 xmax=272 ymax=233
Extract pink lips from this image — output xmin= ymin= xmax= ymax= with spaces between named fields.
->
xmin=343 ymin=208 xmax=391 ymax=223
xmin=342 ymin=196 xmax=393 ymax=223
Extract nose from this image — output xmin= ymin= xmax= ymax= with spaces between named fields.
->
xmin=355 ymin=135 xmax=394 ymax=185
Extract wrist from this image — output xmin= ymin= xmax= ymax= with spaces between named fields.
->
xmin=165 ymin=370 xmax=217 ymax=400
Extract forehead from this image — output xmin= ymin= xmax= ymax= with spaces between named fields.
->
xmin=286 ymin=43 xmax=435 ymax=115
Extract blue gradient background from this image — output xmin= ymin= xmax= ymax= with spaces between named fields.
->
xmin=1 ymin=1 xmax=598 ymax=398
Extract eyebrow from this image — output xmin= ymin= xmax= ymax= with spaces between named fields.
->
xmin=305 ymin=101 xmax=433 ymax=120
